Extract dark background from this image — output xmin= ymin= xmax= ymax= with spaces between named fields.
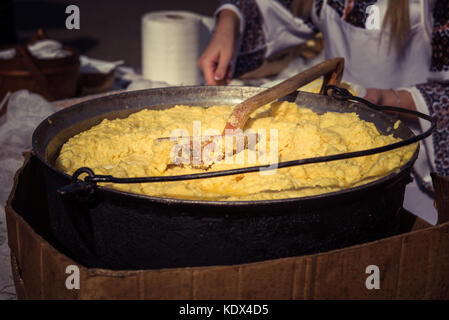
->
xmin=11 ymin=0 xmax=219 ymax=68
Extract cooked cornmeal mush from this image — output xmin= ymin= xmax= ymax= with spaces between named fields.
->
xmin=56 ymin=101 xmax=417 ymax=201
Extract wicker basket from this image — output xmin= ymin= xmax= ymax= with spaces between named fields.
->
xmin=0 ymin=44 xmax=80 ymax=101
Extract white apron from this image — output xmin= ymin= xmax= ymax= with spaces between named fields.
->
xmin=314 ymin=0 xmax=433 ymax=89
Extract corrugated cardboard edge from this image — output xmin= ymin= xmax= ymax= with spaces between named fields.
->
xmin=5 ymin=152 xmax=449 ymax=299
xmin=432 ymin=173 xmax=449 ymax=224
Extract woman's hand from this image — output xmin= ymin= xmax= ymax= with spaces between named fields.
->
xmin=364 ymin=88 xmax=416 ymax=110
xmin=364 ymin=88 xmax=418 ymax=122
xmin=198 ymin=9 xmax=240 ymax=85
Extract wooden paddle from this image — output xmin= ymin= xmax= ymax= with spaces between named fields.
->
xmin=223 ymin=57 xmax=344 ymax=132
xmin=161 ymin=57 xmax=344 ymax=167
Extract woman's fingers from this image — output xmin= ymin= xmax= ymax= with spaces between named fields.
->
xmin=198 ymin=51 xmax=219 ymax=85
xmin=363 ymin=88 xmax=382 ymax=105
xmin=214 ymin=50 xmax=232 ymax=83
xmin=225 ymin=65 xmax=233 ymax=84
xmin=198 ymin=44 xmax=233 ymax=85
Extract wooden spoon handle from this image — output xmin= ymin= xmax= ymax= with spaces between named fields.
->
xmin=223 ymin=57 xmax=345 ymax=132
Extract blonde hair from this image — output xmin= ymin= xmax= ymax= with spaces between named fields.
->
xmin=383 ymin=0 xmax=410 ymax=51
xmin=291 ymin=0 xmax=410 ymax=51
xmin=291 ymin=0 xmax=314 ymax=19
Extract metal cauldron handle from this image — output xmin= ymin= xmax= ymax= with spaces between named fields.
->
xmin=57 ymin=86 xmax=436 ymax=198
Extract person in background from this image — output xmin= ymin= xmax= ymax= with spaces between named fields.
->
xmin=198 ymin=0 xmax=449 ymax=200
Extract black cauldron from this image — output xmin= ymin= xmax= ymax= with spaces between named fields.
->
xmin=32 ymin=86 xmax=432 ymax=270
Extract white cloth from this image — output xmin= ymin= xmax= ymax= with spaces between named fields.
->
xmin=256 ymin=0 xmax=317 ymax=57
xmin=0 ymin=90 xmax=60 ymax=300
xmin=0 ymin=40 xmax=72 ymax=60
xmin=80 ymin=56 xmax=124 ymax=74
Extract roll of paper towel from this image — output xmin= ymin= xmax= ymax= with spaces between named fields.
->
xmin=142 ymin=11 xmax=213 ymax=86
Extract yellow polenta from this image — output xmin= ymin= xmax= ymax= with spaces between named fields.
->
xmin=56 ymin=100 xmax=417 ymax=201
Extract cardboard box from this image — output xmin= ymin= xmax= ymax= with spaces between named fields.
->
xmin=5 ymin=152 xmax=449 ymax=299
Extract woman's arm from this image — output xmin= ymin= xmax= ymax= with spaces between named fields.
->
xmin=197 ymin=9 xmax=240 ymax=85
xmin=198 ymin=0 xmax=320 ymax=83
xmin=198 ymin=0 xmax=266 ymax=84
